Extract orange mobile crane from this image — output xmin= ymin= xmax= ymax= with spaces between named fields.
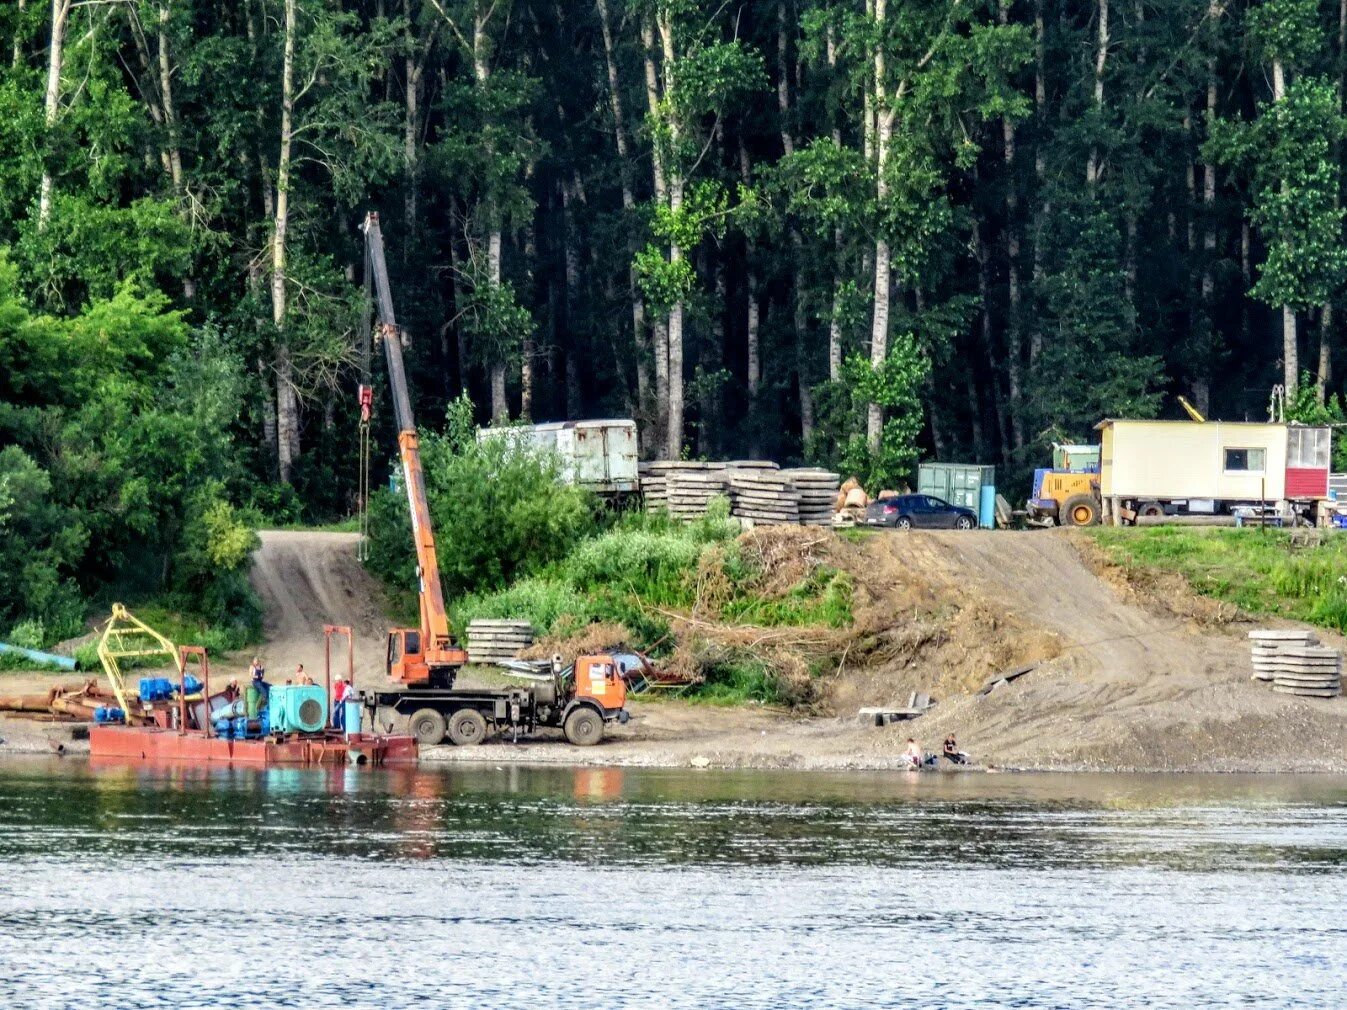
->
xmin=356 ymin=212 xmax=628 ymax=746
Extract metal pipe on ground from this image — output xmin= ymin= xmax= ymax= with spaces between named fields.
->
xmin=0 ymin=642 xmax=76 ymax=670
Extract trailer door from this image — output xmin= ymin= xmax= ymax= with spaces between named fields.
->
xmin=1286 ymin=427 xmax=1331 ymax=499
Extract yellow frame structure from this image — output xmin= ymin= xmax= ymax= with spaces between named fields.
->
xmin=96 ymin=604 xmax=178 ymax=721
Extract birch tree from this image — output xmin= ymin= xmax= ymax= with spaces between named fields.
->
xmin=634 ymin=0 xmax=762 ymax=457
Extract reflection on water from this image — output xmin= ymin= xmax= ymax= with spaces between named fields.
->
xmin=0 ymin=759 xmax=1345 ymax=1008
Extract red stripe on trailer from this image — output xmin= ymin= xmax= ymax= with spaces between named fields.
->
xmin=1285 ymin=467 xmax=1329 ymax=499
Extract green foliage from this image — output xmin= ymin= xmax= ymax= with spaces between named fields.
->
xmin=365 ymin=404 xmax=598 ymax=598
xmin=1209 ymin=77 xmax=1347 ymax=314
xmin=808 ymin=340 xmax=930 ymax=489
xmin=1091 ymin=528 xmax=1347 ymax=633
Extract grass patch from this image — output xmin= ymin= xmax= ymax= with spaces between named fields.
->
xmin=1088 ymin=527 xmax=1347 ymax=632
xmin=441 ymin=506 xmax=854 ymax=706
xmin=127 ymin=605 xmax=261 ymax=658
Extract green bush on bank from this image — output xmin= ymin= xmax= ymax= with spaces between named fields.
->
xmin=365 ymin=395 xmax=599 ymax=601
xmin=1089 ymin=527 xmax=1347 ymax=632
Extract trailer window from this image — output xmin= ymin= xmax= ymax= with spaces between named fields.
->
xmin=1224 ymin=448 xmax=1265 ymax=473
xmin=1288 ymin=427 xmax=1331 ymax=468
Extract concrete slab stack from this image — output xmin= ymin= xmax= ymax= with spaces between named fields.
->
xmin=466 ymin=619 xmax=535 ymax=665
xmin=1249 ymin=630 xmax=1341 ymax=698
xmin=782 ymin=468 xmax=841 ymax=527
xmin=727 ymin=468 xmax=798 ymax=525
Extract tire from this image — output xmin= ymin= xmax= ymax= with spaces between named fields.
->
xmin=563 ymin=706 xmax=604 ymax=746
xmin=1060 ymin=494 xmax=1100 ymax=527
xmin=896 ymin=516 xmax=914 ymax=530
xmin=954 ymin=515 xmax=974 ymax=530
xmin=1136 ymin=501 xmax=1164 ymax=518
xmin=447 ymin=708 xmax=488 ymax=746
xmin=408 ymin=708 xmax=447 ymax=745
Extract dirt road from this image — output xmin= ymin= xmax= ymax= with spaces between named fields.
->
xmin=838 ymin=530 xmax=1347 ymax=772
xmin=247 ymin=530 xmax=393 ymax=681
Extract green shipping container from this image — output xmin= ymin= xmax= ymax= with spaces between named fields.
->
xmin=917 ymin=462 xmax=996 ymax=511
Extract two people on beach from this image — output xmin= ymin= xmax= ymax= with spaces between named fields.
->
xmin=902 ymin=734 xmax=970 ymax=769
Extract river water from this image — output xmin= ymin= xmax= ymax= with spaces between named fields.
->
xmin=0 ymin=759 xmax=1344 ymax=1009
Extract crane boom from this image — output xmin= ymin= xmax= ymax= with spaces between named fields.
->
xmin=361 ymin=212 xmax=462 ymax=686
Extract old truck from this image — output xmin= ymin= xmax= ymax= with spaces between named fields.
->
xmin=477 ymin=419 xmax=639 ymax=494
xmin=1097 ymin=418 xmax=1331 ymax=523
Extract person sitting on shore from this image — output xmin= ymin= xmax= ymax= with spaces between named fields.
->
xmin=943 ymin=734 xmax=969 ymax=765
xmin=903 ymin=737 xmax=923 ymax=770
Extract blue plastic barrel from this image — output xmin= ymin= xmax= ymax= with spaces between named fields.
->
xmin=344 ymin=699 xmax=363 ymax=738
xmin=979 ymin=484 xmax=996 ymax=529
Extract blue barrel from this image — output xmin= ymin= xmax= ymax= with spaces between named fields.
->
xmin=344 ymin=699 xmax=363 ymax=738
xmin=978 ymin=484 xmax=996 ymax=529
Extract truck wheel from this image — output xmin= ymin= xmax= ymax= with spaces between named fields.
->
xmin=1060 ymin=494 xmax=1100 ymax=527
xmin=1137 ymin=501 xmax=1164 ymax=518
xmin=408 ymin=708 xmax=447 ymax=745
xmin=563 ymin=707 xmax=604 ymax=746
xmin=448 ymin=709 xmax=488 ymax=746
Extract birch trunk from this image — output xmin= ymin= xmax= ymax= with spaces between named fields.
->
xmin=1086 ymin=0 xmax=1108 ymax=187
xmin=157 ymin=3 xmax=193 ymax=299
xmin=999 ymin=0 xmax=1023 ymax=451
xmin=866 ymin=0 xmax=893 ymax=450
xmin=596 ymin=0 xmax=653 ymax=446
xmin=12 ymin=0 xmax=25 ymax=67
xmin=562 ymin=177 xmax=587 ymax=419
xmin=1321 ymin=0 xmax=1347 ymax=403
xmin=471 ymin=11 xmax=508 ymax=422
xmin=1272 ymin=58 xmax=1297 ymax=396
xmin=641 ymin=15 xmax=669 ymax=441
xmin=38 ymin=0 xmax=70 ymax=231
xmin=826 ymin=27 xmax=844 ymax=382
xmin=403 ymin=0 xmax=423 ymax=232
xmin=1030 ymin=0 xmax=1046 ymax=365
xmin=522 ymin=211 xmax=537 ymax=421
xmin=272 ymin=0 xmax=300 ymax=483
xmin=1319 ymin=306 xmax=1333 ymax=402
xmin=657 ymin=10 xmax=684 ymax=458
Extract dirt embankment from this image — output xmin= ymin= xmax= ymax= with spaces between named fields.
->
xmin=8 ymin=527 xmax=1346 ymax=772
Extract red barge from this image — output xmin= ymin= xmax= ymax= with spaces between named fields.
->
xmin=89 ymin=723 xmax=417 ymax=766
xmin=88 ymin=620 xmax=417 ymax=768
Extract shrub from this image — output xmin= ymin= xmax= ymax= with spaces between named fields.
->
xmin=366 ymin=395 xmax=599 ymax=598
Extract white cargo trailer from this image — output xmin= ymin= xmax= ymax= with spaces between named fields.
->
xmin=1096 ymin=418 xmax=1330 ymax=522
xmin=477 ymin=419 xmax=639 ymax=494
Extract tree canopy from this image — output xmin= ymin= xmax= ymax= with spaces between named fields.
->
xmin=3 ymin=0 xmax=1347 ymax=634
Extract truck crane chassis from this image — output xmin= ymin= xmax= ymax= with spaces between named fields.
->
xmin=356 ymin=212 xmax=628 ymax=746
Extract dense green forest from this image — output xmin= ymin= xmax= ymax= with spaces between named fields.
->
xmin=4 ymin=0 xmax=1347 ymax=637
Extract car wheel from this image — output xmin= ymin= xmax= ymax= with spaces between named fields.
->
xmin=955 ymin=515 xmax=974 ymax=530
xmin=896 ymin=516 xmax=913 ymax=530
